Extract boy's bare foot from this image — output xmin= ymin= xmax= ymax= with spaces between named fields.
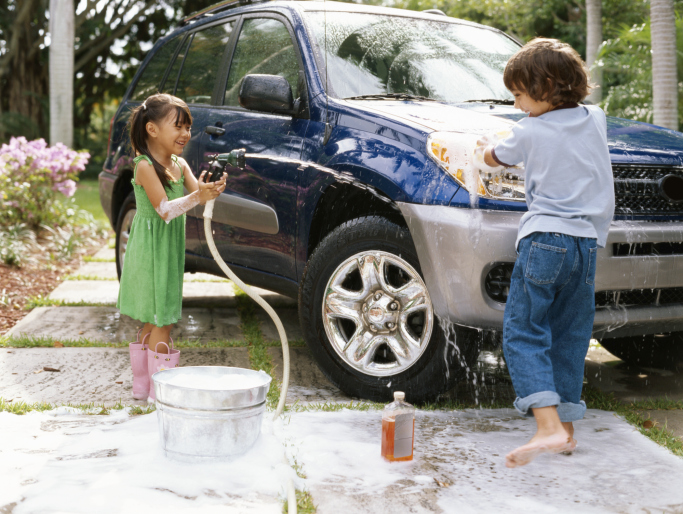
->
xmin=561 ymin=421 xmax=577 ymax=454
xmin=505 ymin=432 xmax=573 ymax=468
xmin=505 ymin=406 xmax=572 ymax=468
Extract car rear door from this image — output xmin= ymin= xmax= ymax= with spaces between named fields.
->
xmin=163 ymin=20 xmax=237 ymax=257
xmin=197 ymin=13 xmax=310 ymax=281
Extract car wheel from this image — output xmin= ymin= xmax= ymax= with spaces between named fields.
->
xmin=600 ymin=333 xmax=683 ymax=370
xmin=299 ymin=216 xmax=481 ymax=403
xmin=115 ymin=191 xmax=136 ymax=280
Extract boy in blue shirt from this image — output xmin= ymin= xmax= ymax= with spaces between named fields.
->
xmin=476 ymin=38 xmax=615 ymax=468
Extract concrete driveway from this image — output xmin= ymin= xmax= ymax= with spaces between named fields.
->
xmin=2 ymin=244 xmax=682 ymax=513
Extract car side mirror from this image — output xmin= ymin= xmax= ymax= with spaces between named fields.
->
xmin=239 ymin=74 xmax=294 ymax=115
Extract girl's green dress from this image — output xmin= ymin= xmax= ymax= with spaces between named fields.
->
xmin=117 ymin=155 xmax=186 ymax=327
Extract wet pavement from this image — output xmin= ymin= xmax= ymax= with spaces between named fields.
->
xmin=4 ymin=245 xmax=683 ymax=412
xmin=2 ymin=244 xmax=683 ymax=513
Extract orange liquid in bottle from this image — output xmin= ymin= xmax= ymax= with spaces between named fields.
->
xmin=381 ymin=417 xmax=415 ymax=462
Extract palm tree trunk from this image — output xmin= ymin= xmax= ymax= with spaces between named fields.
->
xmin=586 ymin=0 xmax=603 ymax=103
xmin=651 ymin=0 xmax=678 ymax=130
xmin=49 ymin=0 xmax=74 ymax=147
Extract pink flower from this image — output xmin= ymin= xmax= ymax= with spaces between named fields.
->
xmin=54 ymin=179 xmax=77 ymax=197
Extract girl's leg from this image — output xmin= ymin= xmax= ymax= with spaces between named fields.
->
xmin=149 ymin=324 xmax=173 ymax=353
xmin=140 ymin=323 xmax=154 ymax=345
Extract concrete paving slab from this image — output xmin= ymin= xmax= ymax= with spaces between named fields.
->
xmin=48 ymin=280 xmax=119 ymax=303
xmin=0 ymin=347 xmax=250 ymax=405
xmin=268 ymin=347 xmax=354 ymax=403
xmin=1 ymin=409 xmax=289 ymax=513
xmin=48 ymin=275 xmax=296 ymax=307
xmin=3 ymin=407 xmax=683 ymax=514
xmin=71 ymin=261 xmax=118 ymax=278
xmin=7 ymin=307 xmax=243 ymax=343
xmin=92 ymin=247 xmax=115 ymax=260
xmin=257 ymin=308 xmax=303 ymax=341
xmin=282 ymin=409 xmax=683 ymax=513
xmin=0 ymin=346 xmax=355 ymax=406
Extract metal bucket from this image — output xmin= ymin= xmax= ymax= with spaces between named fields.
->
xmin=152 ymin=366 xmax=272 ymax=461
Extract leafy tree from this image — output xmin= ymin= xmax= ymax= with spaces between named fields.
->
xmin=0 ymin=0 xmax=215 ymax=171
xmin=599 ymin=16 xmax=683 ymax=129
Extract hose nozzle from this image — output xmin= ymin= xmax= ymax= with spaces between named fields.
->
xmin=215 ymin=148 xmax=246 ymax=170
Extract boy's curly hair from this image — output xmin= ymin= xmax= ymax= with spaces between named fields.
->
xmin=503 ymin=38 xmax=594 ymax=105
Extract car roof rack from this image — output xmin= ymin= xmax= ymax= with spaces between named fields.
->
xmin=182 ymin=0 xmax=273 ymax=25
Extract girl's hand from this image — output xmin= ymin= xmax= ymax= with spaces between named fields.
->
xmin=197 ymin=171 xmax=227 ymax=204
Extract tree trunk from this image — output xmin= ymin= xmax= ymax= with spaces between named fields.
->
xmin=0 ymin=0 xmax=48 ymax=141
xmin=49 ymin=0 xmax=74 ymax=147
xmin=586 ymin=0 xmax=603 ymax=103
xmin=651 ymin=0 xmax=678 ymax=130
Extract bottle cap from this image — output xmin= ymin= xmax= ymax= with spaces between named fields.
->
xmin=394 ymin=391 xmax=405 ymax=401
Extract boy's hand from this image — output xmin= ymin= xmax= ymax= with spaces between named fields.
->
xmin=472 ymin=144 xmax=503 ymax=173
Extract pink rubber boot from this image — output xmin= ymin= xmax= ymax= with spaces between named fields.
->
xmin=129 ymin=331 xmax=150 ymax=400
xmin=147 ymin=339 xmax=179 ymax=402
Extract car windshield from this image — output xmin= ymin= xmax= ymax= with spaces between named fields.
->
xmin=303 ymin=11 xmax=519 ymax=103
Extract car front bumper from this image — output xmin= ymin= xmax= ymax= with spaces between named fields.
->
xmin=398 ymin=203 xmax=683 ymax=339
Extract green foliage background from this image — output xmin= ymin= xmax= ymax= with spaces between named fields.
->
xmin=0 ymin=0 xmax=681 ymax=169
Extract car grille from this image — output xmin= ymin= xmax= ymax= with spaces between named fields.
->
xmin=595 ymin=287 xmax=683 ymax=308
xmin=484 ymin=264 xmax=683 ymax=307
xmin=613 ymin=163 xmax=683 ymax=216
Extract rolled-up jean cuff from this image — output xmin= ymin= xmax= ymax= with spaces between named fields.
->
xmin=513 ymin=391 xmax=561 ymax=417
xmin=557 ymin=400 xmax=587 ymax=422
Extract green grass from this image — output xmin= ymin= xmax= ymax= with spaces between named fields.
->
xmin=66 ymin=274 xmax=117 ymax=281
xmin=84 ymin=255 xmax=115 ymax=263
xmin=283 ymin=490 xmax=316 ymax=513
xmin=73 ymin=179 xmax=108 ymax=224
xmin=0 ymin=397 xmax=155 ymax=416
xmin=287 ymin=400 xmax=383 ymax=412
xmin=0 ymin=335 xmax=249 ymax=349
xmin=235 ymin=289 xmax=282 ymax=410
xmin=24 ymin=296 xmax=115 ymax=309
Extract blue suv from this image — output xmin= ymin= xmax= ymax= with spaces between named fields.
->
xmin=100 ymin=0 xmax=683 ymax=402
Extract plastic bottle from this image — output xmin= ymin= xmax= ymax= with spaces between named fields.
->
xmin=381 ymin=391 xmax=415 ymax=462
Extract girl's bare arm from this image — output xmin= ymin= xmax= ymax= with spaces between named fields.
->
xmin=136 ymin=159 xmax=225 ymax=224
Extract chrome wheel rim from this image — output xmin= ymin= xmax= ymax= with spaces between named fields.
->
xmin=118 ymin=208 xmax=136 ymax=268
xmin=322 ymin=251 xmax=434 ymax=377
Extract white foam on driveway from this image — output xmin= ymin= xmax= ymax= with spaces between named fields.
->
xmin=1 ymin=408 xmax=295 ymax=513
xmin=2 ymin=407 xmax=682 ymax=513
xmin=278 ymin=409 xmax=683 ymax=513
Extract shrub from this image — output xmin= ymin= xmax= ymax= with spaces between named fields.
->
xmin=0 ymin=137 xmax=90 ymax=229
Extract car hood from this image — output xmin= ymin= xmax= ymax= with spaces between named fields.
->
xmin=347 ymin=100 xmax=683 ymax=165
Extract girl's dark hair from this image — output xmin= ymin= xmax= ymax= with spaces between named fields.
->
xmin=128 ymin=93 xmax=193 ymax=190
xmin=504 ymin=38 xmax=594 ymax=105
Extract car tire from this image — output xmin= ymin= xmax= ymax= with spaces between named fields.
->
xmin=115 ymin=191 xmax=136 ymax=281
xmin=600 ymin=333 xmax=683 ymax=370
xmin=299 ymin=216 xmax=481 ymax=403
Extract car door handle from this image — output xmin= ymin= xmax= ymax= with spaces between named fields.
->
xmin=204 ymin=125 xmax=225 ymax=136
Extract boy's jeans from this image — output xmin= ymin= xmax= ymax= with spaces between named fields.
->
xmin=503 ymin=232 xmax=598 ymax=422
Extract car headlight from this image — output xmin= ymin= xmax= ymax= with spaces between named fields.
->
xmin=426 ymin=131 xmax=526 ymax=202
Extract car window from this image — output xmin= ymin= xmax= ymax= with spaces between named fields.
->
xmin=162 ymin=35 xmax=191 ymax=95
xmin=224 ymin=18 xmax=300 ymax=107
xmin=130 ymin=35 xmax=182 ymax=101
xmin=303 ymin=12 xmax=518 ymax=102
xmin=175 ymin=22 xmax=235 ymax=104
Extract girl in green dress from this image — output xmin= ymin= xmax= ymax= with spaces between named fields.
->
xmin=117 ymin=94 xmax=226 ymax=400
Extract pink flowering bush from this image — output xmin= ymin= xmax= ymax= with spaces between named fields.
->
xmin=0 ymin=137 xmax=90 ymax=228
